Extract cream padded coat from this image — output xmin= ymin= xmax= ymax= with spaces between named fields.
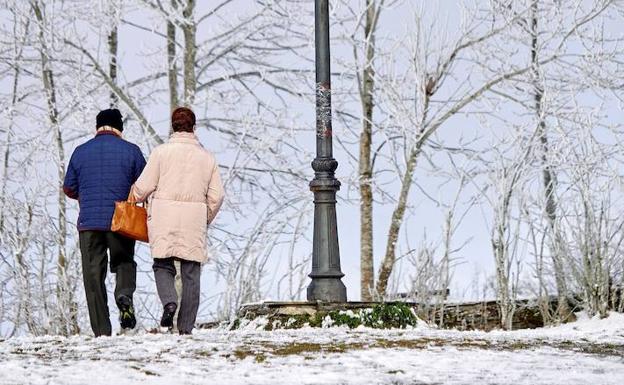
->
xmin=133 ymin=132 xmax=224 ymax=263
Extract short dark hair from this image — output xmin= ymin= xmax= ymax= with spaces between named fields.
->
xmin=171 ymin=107 xmax=196 ymax=133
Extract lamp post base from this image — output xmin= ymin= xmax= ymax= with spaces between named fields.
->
xmin=307 ymin=277 xmax=347 ymax=302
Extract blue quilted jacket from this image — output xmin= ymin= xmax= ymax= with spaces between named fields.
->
xmin=63 ymin=132 xmax=146 ymax=231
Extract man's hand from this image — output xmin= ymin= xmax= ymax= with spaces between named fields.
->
xmin=63 ymin=186 xmax=78 ymax=200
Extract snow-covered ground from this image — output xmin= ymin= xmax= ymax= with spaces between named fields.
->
xmin=0 ymin=312 xmax=623 ymax=385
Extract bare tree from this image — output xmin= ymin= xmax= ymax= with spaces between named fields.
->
xmin=166 ymin=0 xmax=179 ymax=115
xmin=354 ymin=0 xmax=387 ymax=301
xmin=181 ymin=0 xmax=196 ymax=105
xmin=489 ymin=144 xmax=530 ymax=330
xmin=373 ymin=4 xmax=544 ymax=296
xmin=108 ymin=1 xmax=120 ymax=107
xmin=0 ymin=13 xmax=28 ymax=232
xmin=488 ymin=0 xmax=620 ymax=322
xmin=561 ymin=125 xmax=624 ymax=317
xmin=31 ymin=0 xmax=80 ymax=335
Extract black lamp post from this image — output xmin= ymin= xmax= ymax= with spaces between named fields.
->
xmin=307 ymin=0 xmax=347 ymax=302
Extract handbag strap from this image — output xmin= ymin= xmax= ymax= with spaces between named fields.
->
xmin=128 ymin=186 xmax=138 ymax=204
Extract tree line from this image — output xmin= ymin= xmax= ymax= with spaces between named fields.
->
xmin=0 ymin=0 xmax=622 ymax=335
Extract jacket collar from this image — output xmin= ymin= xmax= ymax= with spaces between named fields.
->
xmin=96 ymin=126 xmax=123 ymax=138
xmin=169 ymin=131 xmax=199 ymax=144
xmin=95 ymin=131 xmax=121 ymax=138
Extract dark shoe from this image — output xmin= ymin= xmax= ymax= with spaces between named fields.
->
xmin=117 ymin=296 xmax=136 ymax=330
xmin=160 ymin=302 xmax=177 ymax=328
xmin=179 ymin=330 xmax=192 ymax=335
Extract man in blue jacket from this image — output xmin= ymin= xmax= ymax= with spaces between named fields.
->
xmin=63 ymin=109 xmax=146 ymax=337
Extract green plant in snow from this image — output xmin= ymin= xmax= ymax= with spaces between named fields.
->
xmin=364 ymin=303 xmax=419 ymax=329
xmin=230 ymin=303 xmax=421 ymax=330
xmin=326 ymin=303 xmax=419 ymax=329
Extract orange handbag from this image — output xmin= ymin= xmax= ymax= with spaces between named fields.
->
xmin=111 ymin=189 xmax=149 ymax=242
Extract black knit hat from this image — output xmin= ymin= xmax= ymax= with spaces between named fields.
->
xmin=96 ymin=108 xmax=123 ymax=131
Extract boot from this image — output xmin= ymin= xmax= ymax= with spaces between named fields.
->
xmin=116 ymin=295 xmax=136 ymax=330
xmin=160 ymin=302 xmax=177 ymax=329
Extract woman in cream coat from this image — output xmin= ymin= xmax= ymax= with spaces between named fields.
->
xmin=133 ymin=107 xmax=224 ymax=334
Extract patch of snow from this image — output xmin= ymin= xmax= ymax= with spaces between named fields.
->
xmin=494 ymin=311 xmax=624 ymax=344
xmin=321 ymin=314 xmax=334 ymax=328
xmin=235 ymin=315 xmax=270 ymax=331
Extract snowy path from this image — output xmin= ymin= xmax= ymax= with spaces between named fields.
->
xmin=0 ymin=313 xmax=622 ymax=385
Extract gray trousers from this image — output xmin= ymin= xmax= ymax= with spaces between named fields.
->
xmin=79 ymin=231 xmax=137 ymax=337
xmin=153 ymin=257 xmax=201 ymax=333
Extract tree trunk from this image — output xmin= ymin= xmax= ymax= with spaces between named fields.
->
xmin=167 ymin=0 xmax=179 ymax=119
xmin=1 ymin=15 xmax=29 ymax=232
xmin=493 ymin=205 xmax=515 ymax=330
xmin=375 ymin=140 xmax=424 ymax=297
xmin=0 ymin=63 xmax=20 ymax=233
xmin=0 ymin=115 xmax=12 ymax=233
xmin=181 ymin=0 xmax=196 ymax=106
xmin=359 ymin=0 xmax=377 ymax=301
xmin=4 ymin=16 xmax=30 ymax=334
xmin=32 ymin=1 xmax=79 ymax=335
xmin=108 ymin=19 xmax=118 ymax=107
xmin=530 ymin=0 xmax=570 ymax=322
xmin=16 ymin=205 xmax=36 ymax=334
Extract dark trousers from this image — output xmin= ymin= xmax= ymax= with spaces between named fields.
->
xmin=79 ymin=231 xmax=137 ymax=337
xmin=153 ymin=258 xmax=201 ymax=333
